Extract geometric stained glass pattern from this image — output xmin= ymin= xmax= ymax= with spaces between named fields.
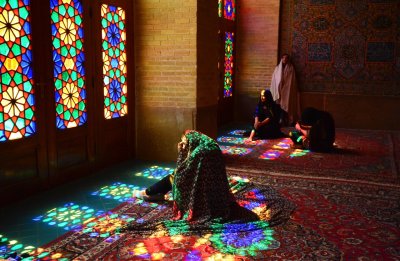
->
xmin=91 ymin=182 xmax=145 ymax=202
xmin=223 ymin=0 xmax=235 ymax=21
xmin=32 ymin=202 xmax=104 ymax=231
xmin=134 ymin=166 xmax=175 ymax=180
xmin=101 ymin=4 xmax=127 ymax=119
xmin=0 ymin=0 xmax=36 ymax=141
xmin=50 ymin=0 xmax=87 ymax=129
xmin=218 ymin=0 xmax=223 ymax=18
xmin=223 ymin=32 xmax=234 ymax=97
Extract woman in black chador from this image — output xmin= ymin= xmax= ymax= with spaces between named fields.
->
xmin=246 ymin=89 xmax=283 ymax=142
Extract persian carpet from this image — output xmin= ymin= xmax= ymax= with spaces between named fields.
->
xmin=9 ymin=128 xmax=400 ymax=260
xmin=221 ymin=128 xmax=400 ymax=186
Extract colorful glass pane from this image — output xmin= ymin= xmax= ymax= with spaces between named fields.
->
xmin=224 ymin=0 xmax=235 ymax=21
xmin=218 ymin=0 xmax=222 ymax=17
xmin=0 ymin=0 xmax=35 ymax=142
xmin=101 ymin=4 xmax=127 ymax=119
xmin=50 ymin=0 xmax=86 ymax=129
xmin=223 ymin=32 xmax=234 ymax=97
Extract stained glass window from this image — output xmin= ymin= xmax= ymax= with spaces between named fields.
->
xmin=0 ymin=0 xmax=35 ymax=142
xmin=50 ymin=0 xmax=86 ymax=129
xmin=219 ymin=0 xmax=235 ymax=20
xmin=101 ymin=4 xmax=127 ymax=119
xmin=223 ymin=32 xmax=234 ymax=97
xmin=218 ymin=0 xmax=222 ymax=18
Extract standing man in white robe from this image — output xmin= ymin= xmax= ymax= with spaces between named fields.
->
xmin=270 ymin=54 xmax=300 ymax=126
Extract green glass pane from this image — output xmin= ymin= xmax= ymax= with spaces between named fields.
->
xmin=78 ymin=101 xmax=85 ymax=110
xmin=69 ymin=46 xmax=76 ymax=56
xmin=121 ymin=96 xmax=126 ymax=103
xmin=76 ymin=40 xmax=82 ymax=50
xmin=51 ymin=11 xmax=59 ymax=23
xmin=115 ymin=48 xmax=120 ymax=57
xmin=23 ymin=81 xmax=32 ymax=92
xmin=0 ymin=113 xmax=3 ymax=123
xmin=25 ymin=108 xmax=34 ymax=120
xmin=9 ymin=0 xmax=18 ymax=9
xmin=119 ymin=21 xmax=125 ymax=30
xmin=1 ymin=72 xmax=11 ymax=85
xmin=4 ymin=119 xmax=14 ymax=131
xmin=0 ymin=43 xmax=9 ymax=56
xmin=56 ymin=104 xmax=64 ymax=114
xmin=77 ymin=78 xmax=84 ymax=87
xmin=61 ymin=46 xmax=68 ymax=57
xmin=59 ymin=5 xmax=66 ymax=16
xmin=14 ymin=72 xmax=23 ymax=85
xmin=67 ymin=6 xmax=75 ymax=17
xmin=116 ymin=103 xmax=121 ymax=111
xmin=120 ymin=76 xmax=126 ymax=84
xmin=19 ymin=7 xmax=29 ymax=20
xmin=104 ymin=97 xmax=110 ymax=106
xmin=0 ymin=0 xmax=6 ymax=8
xmin=119 ymin=43 xmax=125 ymax=51
xmin=101 ymin=18 xmax=107 ymax=28
xmin=75 ymin=15 xmax=82 ymax=26
xmin=70 ymin=71 xmax=77 ymax=81
xmin=115 ymin=69 xmax=121 ymax=78
xmin=110 ymin=104 xmax=115 ymax=112
xmin=113 ymin=14 xmax=119 ymax=23
xmin=62 ymin=72 xmax=70 ymax=81
xmin=107 ymin=13 xmax=112 ymax=22
xmin=53 ymin=38 xmax=60 ymax=49
xmin=11 ymin=44 xmax=21 ymax=56
xmin=64 ymin=110 xmax=71 ymax=121
xmin=109 ymin=70 xmax=115 ymax=78
xmin=55 ymin=79 xmax=62 ymax=90
xmin=108 ymin=48 xmax=114 ymax=57
xmin=21 ymin=36 xmax=30 ymax=48
xmin=102 ymin=41 xmax=108 ymax=50
xmin=72 ymin=109 xmax=79 ymax=119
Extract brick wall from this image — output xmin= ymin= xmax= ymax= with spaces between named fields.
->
xmin=134 ymin=0 xmax=197 ymax=161
xmin=235 ymin=0 xmax=280 ymax=122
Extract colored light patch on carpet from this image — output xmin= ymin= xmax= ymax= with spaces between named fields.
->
xmin=272 ymin=138 xmax=292 ymax=150
xmin=32 ymin=203 xmax=104 ymax=231
xmin=259 ymin=150 xmax=284 ymax=160
xmin=220 ymin=145 xmax=253 ymax=156
xmin=134 ymin=166 xmax=175 ymax=180
xmin=0 ymin=234 xmax=35 ymax=260
xmin=289 ymin=149 xmax=310 ymax=157
xmin=82 ymin=213 xmax=135 ymax=238
xmin=218 ymin=136 xmax=266 ymax=145
xmin=91 ymin=182 xmax=144 ymax=202
xmin=208 ymin=221 xmax=278 ymax=256
xmin=228 ymin=129 xmax=247 ymax=136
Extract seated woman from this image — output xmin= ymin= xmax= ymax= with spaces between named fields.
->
xmin=137 ymin=130 xmax=235 ymax=222
xmin=246 ymin=89 xmax=283 ymax=142
xmin=289 ymin=107 xmax=335 ymax=152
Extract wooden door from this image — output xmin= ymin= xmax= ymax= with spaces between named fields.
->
xmin=91 ymin=0 xmax=135 ymax=166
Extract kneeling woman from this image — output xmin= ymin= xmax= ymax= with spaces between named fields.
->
xmin=246 ymin=89 xmax=283 ymax=142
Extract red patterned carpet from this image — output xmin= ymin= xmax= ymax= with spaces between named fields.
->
xmin=18 ymin=128 xmax=400 ymax=260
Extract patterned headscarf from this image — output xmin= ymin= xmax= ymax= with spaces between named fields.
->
xmin=172 ymin=130 xmax=235 ymax=222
